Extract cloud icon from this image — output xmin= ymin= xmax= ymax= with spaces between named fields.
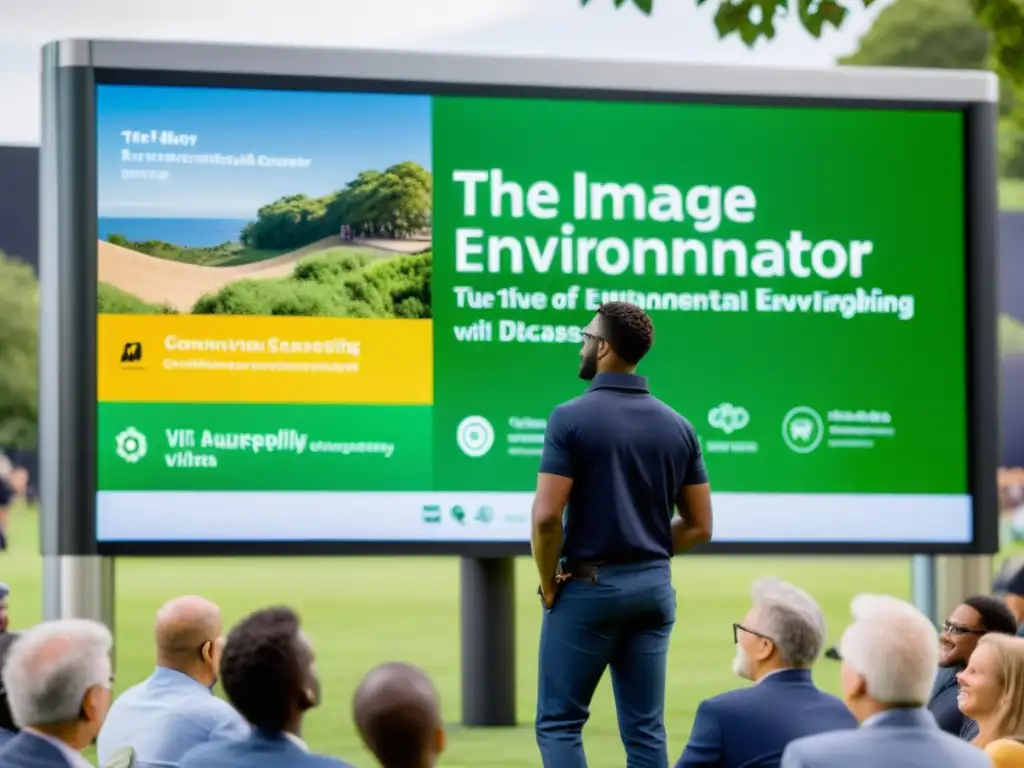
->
xmin=708 ymin=403 xmax=750 ymax=435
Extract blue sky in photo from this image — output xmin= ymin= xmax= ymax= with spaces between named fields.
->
xmin=96 ymin=85 xmax=431 ymax=219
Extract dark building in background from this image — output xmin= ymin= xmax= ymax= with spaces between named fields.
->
xmin=0 ymin=146 xmax=38 ymax=272
xmin=1002 ymin=212 xmax=1024 ymax=325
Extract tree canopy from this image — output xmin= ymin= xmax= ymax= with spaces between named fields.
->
xmin=241 ymin=161 xmax=432 ymax=251
xmin=582 ymin=0 xmax=1024 ymax=180
xmin=580 ymin=0 xmax=1024 ymax=90
xmin=0 ymin=251 xmax=38 ymax=449
xmin=838 ymin=0 xmax=1023 ymax=178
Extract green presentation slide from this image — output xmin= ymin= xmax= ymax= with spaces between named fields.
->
xmin=94 ymin=84 xmax=972 ymax=545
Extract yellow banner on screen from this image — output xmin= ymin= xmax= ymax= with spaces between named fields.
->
xmin=98 ymin=314 xmax=432 ymax=404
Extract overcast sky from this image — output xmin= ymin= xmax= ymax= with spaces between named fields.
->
xmin=0 ymin=0 xmax=891 ymax=145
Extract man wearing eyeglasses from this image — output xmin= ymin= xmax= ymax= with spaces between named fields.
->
xmin=678 ymin=579 xmax=855 ymax=768
xmin=927 ymin=595 xmax=1017 ymax=739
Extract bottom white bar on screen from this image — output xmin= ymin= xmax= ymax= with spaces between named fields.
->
xmin=96 ymin=491 xmax=973 ymax=544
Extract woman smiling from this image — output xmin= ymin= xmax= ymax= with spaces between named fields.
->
xmin=957 ymin=634 xmax=1024 ymax=766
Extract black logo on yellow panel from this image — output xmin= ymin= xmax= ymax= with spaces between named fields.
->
xmin=120 ymin=342 xmax=143 ymax=364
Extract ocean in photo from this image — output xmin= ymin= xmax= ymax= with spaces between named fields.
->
xmin=98 ymin=217 xmax=251 ymax=247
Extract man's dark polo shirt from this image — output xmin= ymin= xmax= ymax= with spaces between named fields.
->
xmin=539 ymin=371 xmax=707 ymax=563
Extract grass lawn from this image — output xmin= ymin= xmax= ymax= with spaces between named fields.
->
xmin=1 ymin=505 xmax=916 ymax=767
xmin=1001 ymin=178 xmax=1024 ymax=211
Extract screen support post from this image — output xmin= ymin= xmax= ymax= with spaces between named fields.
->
xmin=39 ymin=44 xmax=114 ymax=652
xmin=910 ymin=555 xmax=937 ymax=623
xmin=41 ymin=557 xmax=116 ymax=665
xmin=459 ymin=556 xmax=516 ymax=726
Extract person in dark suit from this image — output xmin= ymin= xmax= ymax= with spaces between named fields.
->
xmin=677 ymin=578 xmax=856 ymax=768
xmin=353 ymin=662 xmax=444 ymax=768
xmin=0 ymin=582 xmax=10 ymax=634
xmin=179 ymin=606 xmax=353 ymax=768
xmin=927 ymin=594 xmax=1017 ymax=740
xmin=0 ymin=630 xmax=21 ymax=745
xmin=0 ymin=619 xmax=113 ymax=768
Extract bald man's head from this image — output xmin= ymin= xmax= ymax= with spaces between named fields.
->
xmin=154 ymin=596 xmax=223 ymax=687
xmin=353 ymin=663 xmax=443 ymax=768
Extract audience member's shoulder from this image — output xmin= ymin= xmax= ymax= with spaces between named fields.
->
xmin=179 ymin=739 xmax=231 ymax=767
xmin=696 ymin=683 xmax=763 ymax=713
xmin=307 ymin=753 xmax=357 ymax=768
xmin=785 ymin=726 xmax=863 ymax=759
xmin=986 ymin=738 xmax=1024 ymax=761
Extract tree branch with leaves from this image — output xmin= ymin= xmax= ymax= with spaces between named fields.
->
xmin=580 ymin=0 xmax=1024 ymax=86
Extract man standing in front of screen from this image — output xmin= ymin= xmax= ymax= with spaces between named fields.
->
xmin=531 ymin=301 xmax=714 ymax=768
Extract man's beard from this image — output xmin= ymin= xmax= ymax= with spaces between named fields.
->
xmin=578 ymin=351 xmax=598 ymax=381
xmin=732 ymin=645 xmax=752 ymax=680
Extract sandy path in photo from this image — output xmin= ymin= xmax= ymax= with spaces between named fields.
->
xmin=97 ymin=235 xmax=426 ymax=312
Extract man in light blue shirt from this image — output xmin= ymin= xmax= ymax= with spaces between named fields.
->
xmin=97 ymin=596 xmax=248 ymax=768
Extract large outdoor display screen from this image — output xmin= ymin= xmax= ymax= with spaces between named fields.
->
xmin=94 ymin=83 xmax=973 ymax=550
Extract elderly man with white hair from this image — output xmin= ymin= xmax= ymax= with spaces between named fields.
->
xmin=0 ymin=619 xmax=113 ymax=768
xmin=677 ymin=578 xmax=856 ymax=768
xmin=781 ymin=594 xmax=992 ymax=768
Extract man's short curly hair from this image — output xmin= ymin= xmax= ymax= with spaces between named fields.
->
xmin=597 ymin=301 xmax=654 ymax=365
xmin=963 ymin=595 xmax=1018 ymax=636
xmin=220 ymin=606 xmax=304 ymax=732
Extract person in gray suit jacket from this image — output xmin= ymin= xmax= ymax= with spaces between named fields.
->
xmin=781 ymin=595 xmax=992 ymax=768
xmin=0 ymin=619 xmax=113 ymax=768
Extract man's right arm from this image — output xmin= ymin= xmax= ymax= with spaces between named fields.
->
xmin=672 ymin=426 xmax=712 ymax=554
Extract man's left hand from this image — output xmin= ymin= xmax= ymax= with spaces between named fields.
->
xmin=540 ymin=571 xmax=573 ymax=609
xmin=540 ymin=580 xmax=559 ymax=609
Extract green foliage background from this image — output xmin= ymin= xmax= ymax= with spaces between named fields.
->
xmin=837 ymin=0 xmax=1024 ymax=179
xmin=0 ymin=251 xmax=38 ymax=449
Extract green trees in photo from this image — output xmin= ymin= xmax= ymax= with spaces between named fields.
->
xmin=192 ymin=249 xmax=432 ymax=319
xmin=241 ymin=161 xmax=432 ymax=251
xmin=97 ymin=283 xmax=178 ymax=314
xmin=0 ymin=251 xmax=39 ymax=449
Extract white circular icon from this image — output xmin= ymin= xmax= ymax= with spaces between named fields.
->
xmin=456 ymin=416 xmax=495 ymax=458
xmin=781 ymin=407 xmax=824 ymax=454
xmin=115 ymin=427 xmax=148 ymax=463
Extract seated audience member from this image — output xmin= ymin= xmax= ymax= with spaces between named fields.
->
xmin=0 ymin=582 xmax=10 ymax=634
xmin=0 ymin=619 xmax=113 ymax=768
xmin=179 ymin=606 xmax=353 ymax=768
xmin=0 ymin=454 xmax=17 ymax=550
xmin=0 ymin=631 xmax=19 ymax=746
xmin=781 ymin=595 xmax=990 ymax=768
xmin=957 ymin=633 xmax=1024 ymax=766
xmin=929 ymin=595 xmax=1018 ymax=740
xmin=677 ymin=578 xmax=856 ymax=768
xmin=98 ymin=595 xmax=248 ymax=767
xmin=353 ymin=662 xmax=444 ymax=768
